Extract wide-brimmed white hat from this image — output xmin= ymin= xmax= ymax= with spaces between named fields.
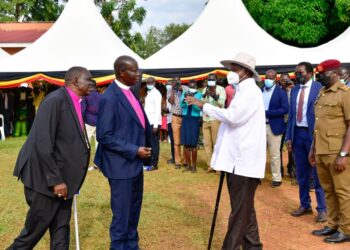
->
xmin=221 ymin=52 xmax=261 ymax=82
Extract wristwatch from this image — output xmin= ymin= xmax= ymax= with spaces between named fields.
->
xmin=339 ymin=151 xmax=349 ymax=157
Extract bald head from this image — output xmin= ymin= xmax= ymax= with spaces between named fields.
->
xmin=64 ymin=66 xmax=92 ymax=97
xmin=64 ymin=66 xmax=89 ymax=86
xmin=114 ymin=56 xmax=138 ymax=77
xmin=114 ymin=55 xmax=140 ymax=86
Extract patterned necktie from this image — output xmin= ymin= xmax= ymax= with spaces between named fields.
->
xmin=297 ymin=86 xmax=305 ymax=123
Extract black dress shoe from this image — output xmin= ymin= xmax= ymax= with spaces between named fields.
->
xmin=324 ymin=231 xmax=350 ymax=243
xmin=271 ymin=181 xmax=282 ymax=188
xmin=291 ymin=207 xmax=312 ymax=217
xmin=312 ymin=226 xmax=337 ymax=236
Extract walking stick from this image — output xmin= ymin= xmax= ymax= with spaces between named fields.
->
xmin=73 ymin=195 xmax=80 ymax=250
xmin=208 ymin=171 xmax=225 ymax=250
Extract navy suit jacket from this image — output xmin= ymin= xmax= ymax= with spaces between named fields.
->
xmin=94 ymin=82 xmax=152 ymax=180
xmin=264 ymin=85 xmax=289 ymax=135
xmin=286 ymin=81 xmax=322 ymax=142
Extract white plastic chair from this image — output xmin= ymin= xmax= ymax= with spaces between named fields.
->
xmin=0 ymin=114 xmax=5 ymax=141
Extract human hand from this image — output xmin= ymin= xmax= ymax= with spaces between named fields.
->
xmin=335 ymin=156 xmax=347 ymax=172
xmin=53 ymin=183 xmax=68 ymax=199
xmin=185 ymin=96 xmax=204 ymax=109
xmin=308 ymin=149 xmax=316 ymax=167
xmin=152 ymin=128 xmax=158 ymax=134
xmin=286 ymin=140 xmax=292 ymax=152
xmin=208 ymin=90 xmax=216 ymax=97
xmin=137 ymin=147 xmax=152 ymax=159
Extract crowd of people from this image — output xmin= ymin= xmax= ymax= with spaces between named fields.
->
xmin=3 ymin=53 xmax=350 ymax=249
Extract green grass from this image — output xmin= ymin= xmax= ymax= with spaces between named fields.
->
xmin=0 ymin=138 xmax=225 ymax=249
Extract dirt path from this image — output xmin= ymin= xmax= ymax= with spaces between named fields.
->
xmin=195 ymin=173 xmax=350 ymax=250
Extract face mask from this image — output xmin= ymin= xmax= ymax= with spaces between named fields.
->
xmin=146 ymin=85 xmax=154 ymax=90
xmin=166 ymin=85 xmax=172 ymax=91
xmin=295 ymin=72 xmax=307 ymax=84
xmin=340 ymin=79 xmax=346 ymax=84
xmin=316 ymin=73 xmax=331 ymax=87
xmin=227 ymin=71 xmax=239 ymax=85
xmin=207 ymin=80 xmax=216 ymax=87
xmin=264 ymin=79 xmax=275 ymax=89
xmin=188 ymin=88 xmax=197 ymax=93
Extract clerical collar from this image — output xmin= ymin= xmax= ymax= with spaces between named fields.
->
xmin=114 ymin=79 xmax=130 ymax=90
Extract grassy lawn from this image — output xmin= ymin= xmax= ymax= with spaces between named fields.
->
xmin=0 ymin=137 xmax=225 ymax=249
xmin=2 ymin=138 xmax=349 ymax=250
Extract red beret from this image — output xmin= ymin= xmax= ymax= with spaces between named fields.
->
xmin=316 ymin=59 xmax=341 ymax=73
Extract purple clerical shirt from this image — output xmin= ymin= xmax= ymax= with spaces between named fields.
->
xmin=115 ymin=80 xmax=145 ymax=129
xmin=65 ymin=87 xmax=84 ymax=130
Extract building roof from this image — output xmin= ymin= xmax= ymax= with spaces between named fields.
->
xmin=0 ymin=22 xmax=53 ymax=44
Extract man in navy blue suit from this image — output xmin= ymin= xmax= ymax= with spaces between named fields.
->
xmin=94 ymin=55 xmax=152 ymax=250
xmin=263 ymin=69 xmax=289 ymax=187
xmin=286 ymin=62 xmax=327 ymax=222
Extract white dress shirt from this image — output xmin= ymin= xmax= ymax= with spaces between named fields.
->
xmin=263 ymin=84 xmax=276 ymax=111
xmin=296 ymin=79 xmax=312 ymax=127
xmin=262 ymin=84 xmax=276 ymax=123
xmin=144 ymin=87 xmax=162 ymax=128
xmin=203 ymin=78 xmax=266 ymax=178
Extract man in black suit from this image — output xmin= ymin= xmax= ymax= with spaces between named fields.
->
xmin=7 ymin=67 xmax=92 ymax=250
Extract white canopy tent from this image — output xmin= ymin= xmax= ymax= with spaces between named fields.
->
xmin=144 ymin=0 xmax=350 ymax=73
xmin=0 ymin=0 xmax=143 ymax=87
xmin=0 ymin=48 xmax=9 ymax=59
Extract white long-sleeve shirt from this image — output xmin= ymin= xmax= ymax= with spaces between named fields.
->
xmin=203 ymin=78 xmax=266 ymax=178
xmin=295 ymin=79 xmax=312 ymax=127
xmin=144 ymin=87 xmax=162 ymax=128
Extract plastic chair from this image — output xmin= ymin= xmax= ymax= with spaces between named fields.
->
xmin=0 ymin=114 xmax=5 ymax=141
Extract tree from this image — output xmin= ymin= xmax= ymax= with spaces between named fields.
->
xmin=138 ymin=26 xmax=162 ymax=58
xmin=0 ymin=0 xmax=35 ymax=21
xmin=28 ymin=0 xmax=64 ymax=21
xmin=0 ymin=0 xmax=63 ymax=22
xmin=336 ymin=0 xmax=350 ymax=24
xmin=134 ymin=23 xmax=191 ymax=59
xmin=96 ymin=0 xmax=146 ymax=48
xmin=243 ymin=0 xmax=349 ymax=47
xmin=160 ymin=23 xmax=190 ymax=46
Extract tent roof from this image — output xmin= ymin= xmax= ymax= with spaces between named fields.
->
xmin=144 ymin=0 xmax=350 ymax=70
xmin=0 ymin=48 xmax=9 ymax=58
xmin=0 ymin=0 xmax=143 ymax=73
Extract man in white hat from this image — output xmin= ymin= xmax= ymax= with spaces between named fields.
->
xmin=186 ymin=52 xmax=266 ymax=249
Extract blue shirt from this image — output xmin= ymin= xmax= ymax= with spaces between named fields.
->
xmin=81 ymin=90 xmax=101 ymax=126
xmin=180 ymin=91 xmax=203 ymax=117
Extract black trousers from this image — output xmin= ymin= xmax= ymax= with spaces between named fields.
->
xmin=151 ymin=125 xmax=160 ymax=167
xmin=8 ymin=187 xmax=73 ymax=250
xmin=167 ymin=122 xmax=175 ymax=161
xmin=222 ymin=173 xmax=263 ymax=250
xmin=3 ymin=110 xmax=12 ymax=136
